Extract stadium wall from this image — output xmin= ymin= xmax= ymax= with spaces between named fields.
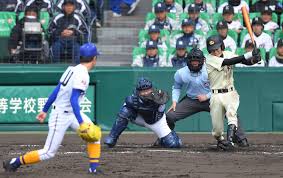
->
xmin=0 ymin=65 xmax=283 ymax=132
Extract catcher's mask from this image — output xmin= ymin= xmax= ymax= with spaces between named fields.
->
xmin=136 ymin=77 xmax=154 ymax=102
xmin=187 ymin=47 xmax=205 ymax=73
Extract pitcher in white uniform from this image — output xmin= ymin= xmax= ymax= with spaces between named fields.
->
xmin=3 ymin=43 xmax=102 ymax=174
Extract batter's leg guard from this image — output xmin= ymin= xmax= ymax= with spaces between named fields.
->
xmin=234 ymin=119 xmax=249 ymax=147
xmin=104 ymin=116 xmax=129 ymax=148
xmin=227 ymin=124 xmax=237 ymax=146
xmin=215 ymin=136 xmax=233 ymax=151
xmin=160 ymin=131 xmax=182 ymax=148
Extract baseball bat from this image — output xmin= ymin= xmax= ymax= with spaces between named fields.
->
xmin=241 ymin=5 xmax=255 ymax=44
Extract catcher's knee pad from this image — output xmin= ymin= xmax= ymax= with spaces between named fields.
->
xmin=160 ymin=131 xmax=182 ymax=148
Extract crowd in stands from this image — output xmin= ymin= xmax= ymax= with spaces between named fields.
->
xmin=132 ymin=0 xmax=283 ymax=68
xmin=0 ymin=0 xmax=103 ymax=63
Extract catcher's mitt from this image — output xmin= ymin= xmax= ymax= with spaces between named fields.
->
xmin=77 ymin=122 xmax=102 ymax=142
xmin=143 ymin=89 xmax=169 ymax=105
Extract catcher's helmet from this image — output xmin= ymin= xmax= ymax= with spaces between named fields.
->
xmin=187 ymin=48 xmax=205 ymax=72
xmin=136 ymin=78 xmax=153 ymax=91
xmin=206 ymin=35 xmax=225 ymax=53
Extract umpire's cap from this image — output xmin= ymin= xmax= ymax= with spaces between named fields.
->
xmin=80 ymin=43 xmax=100 ymax=61
xmin=206 ymin=35 xmax=225 ymax=53
xmin=188 ymin=3 xmax=200 ymax=13
xmin=155 ymin=2 xmax=166 ymax=13
xmin=222 ymin=5 xmax=234 ymax=14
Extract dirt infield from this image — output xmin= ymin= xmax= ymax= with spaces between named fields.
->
xmin=0 ymin=133 xmax=283 ymax=178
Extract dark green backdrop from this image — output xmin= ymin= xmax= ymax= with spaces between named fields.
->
xmin=0 ymin=65 xmax=283 ymax=132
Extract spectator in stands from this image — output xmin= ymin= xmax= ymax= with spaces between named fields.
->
xmin=261 ymin=6 xmax=279 ymax=32
xmin=250 ymin=0 xmax=282 ymax=15
xmin=56 ymin=0 xmax=90 ymax=17
xmin=184 ymin=0 xmax=215 ymax=15
xmin=216 ymin=21 xmax=236 ymax=53
xmin=168 ymin=39 xmax=188 ymax=68
xmin=89 ymin=0 xmax=103 ymax=27
xmin=8 ymin=6 xmax=48 ymax=63
xmin=110 ymin=0 xmax=140 ymax=17
xmin=242 ymin=17 xmax=273 ymax=52
xmin=0 ymin=0 xmax=23 ymax=13
xmin=132 ymin=40 xmax=167 ymax=67
xmin=49 ymin=0 xmax=87 ymax=63
xmin=218 ymin=0 xmax=249 ymax=13
xmin=152 ymin=0 xmax=183 ymax=18
xmin=25 ymin=0 xmax=52 ymax=15
xmin=222 ymin=5 xmax=243 ymax=33
xmin=145 ymin=2 xmax=177 ymax=31
xmin=187 ymin=3 xmax=209 ymax=34
xmin=236 ymin=39 xmax=265 ymax=67
xmin=269 ymin=39 xmax=283 ymax=67
xmin=170 ymin=18 xmax=205 ymax=49
xmin=140 ymin=25 xmax=168 ymax=52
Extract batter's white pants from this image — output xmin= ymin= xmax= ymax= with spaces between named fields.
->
xmin=38 ymin=109 xmax=100 ymax=161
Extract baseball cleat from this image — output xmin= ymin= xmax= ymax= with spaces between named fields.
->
xmin=104 ymin=136 xmax=117 ymax=148
xmin=217 ymin=140 xmax=234 ymax=151
xmin=236 ymin=138 xmax=249 ymax=147
xmin=152 ymin=138 xmax=161 ymax=147
xmin=3 ymin=159 xmax=18 ymax=172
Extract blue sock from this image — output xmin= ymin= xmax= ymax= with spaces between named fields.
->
xmin=89 ymin=163 xmax=99 ymax=172
xmin=10 ymin=157 xmax=22 ymax=168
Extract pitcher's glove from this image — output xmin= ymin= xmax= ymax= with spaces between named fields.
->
xmin=143 ymin=89 xmax=169 ymax=105
xmin=77 ymin=122 xmax=102 ymax=142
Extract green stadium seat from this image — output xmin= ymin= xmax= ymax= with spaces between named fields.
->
xmin=269 ymin=47 xmax=277 ymax=60
xmin=274 ymin=30 xmax=283 ymax=43
xmin=0 ymin=12 xmax=16 ymax=37
xmin=236 ymin=48 xmax=245 ymax=55
xmin=18 ymin=11 xmax=50 ymax=31
xmin=166 ymin=47 xmax=176 ymax=60
xmin=152 ymin=0 xmax=183 ymax=8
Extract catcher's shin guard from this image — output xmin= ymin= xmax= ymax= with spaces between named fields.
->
xmin=104 ymin=116 xmax=129 ymax=148
xmin=227 ymin=124 xmax=237 ymax=145
xmin=160 ymin=131 xmax=182 ymax=148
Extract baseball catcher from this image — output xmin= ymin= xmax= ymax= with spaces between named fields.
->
xmin=104 ymin=77 xmax=182 ymax=148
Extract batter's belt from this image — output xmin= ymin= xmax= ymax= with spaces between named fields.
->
xmin=212 ymin=87 xmax=234 ymax=94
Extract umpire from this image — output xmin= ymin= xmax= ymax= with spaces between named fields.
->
xmin=164 ymin=48 xmax=249 ymax=149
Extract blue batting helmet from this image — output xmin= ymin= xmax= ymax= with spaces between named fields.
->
xmin=136 ymin=78 xmax=153 ymax=91
xmin=80 ymin=43 xmax=100 ymax=58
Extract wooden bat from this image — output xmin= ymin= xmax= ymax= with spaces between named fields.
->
xmin=241 ymin=5 xmax=255 ymax=44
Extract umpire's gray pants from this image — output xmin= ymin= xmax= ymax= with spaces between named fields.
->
xmin=166 ymin=96 xmax=247 ymax=141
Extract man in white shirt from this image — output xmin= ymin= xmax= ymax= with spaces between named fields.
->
xmin=222 ymin=5 xmax=243 ymax=33
xmin=261 ymin=6 xmax=279 ymax=32
xmin=216 ymin=20 xmax=237 ymax=53
xmin=242 ymin=17 xmax=273 ymax=52
xmin=218 ymin=0 xmax=249 ymax=13
xmin=269 ymin=39 xmax=283 ymax=67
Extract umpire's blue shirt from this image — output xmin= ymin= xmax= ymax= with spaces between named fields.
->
xmin=172 ymin=64 xmax=211 ymax=102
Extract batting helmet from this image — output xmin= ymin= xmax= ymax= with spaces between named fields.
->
xmin=187 ymin=48 xmax=205 ymax=72
xmin=80 ymin=43 xmax=100 ymax=62
xmin=136 ymin=78 xmax=153 ymax=91
xmin=206 ymin=35 xmax=225 ymax=53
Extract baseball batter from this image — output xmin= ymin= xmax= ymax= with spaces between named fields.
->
xmin=3 ymin=43 xmax=102 ymax=173
xmin=205 ymin=35 xmax=261 ymax=149
xmin=104 ymin=78 xmax=182 ymax=148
